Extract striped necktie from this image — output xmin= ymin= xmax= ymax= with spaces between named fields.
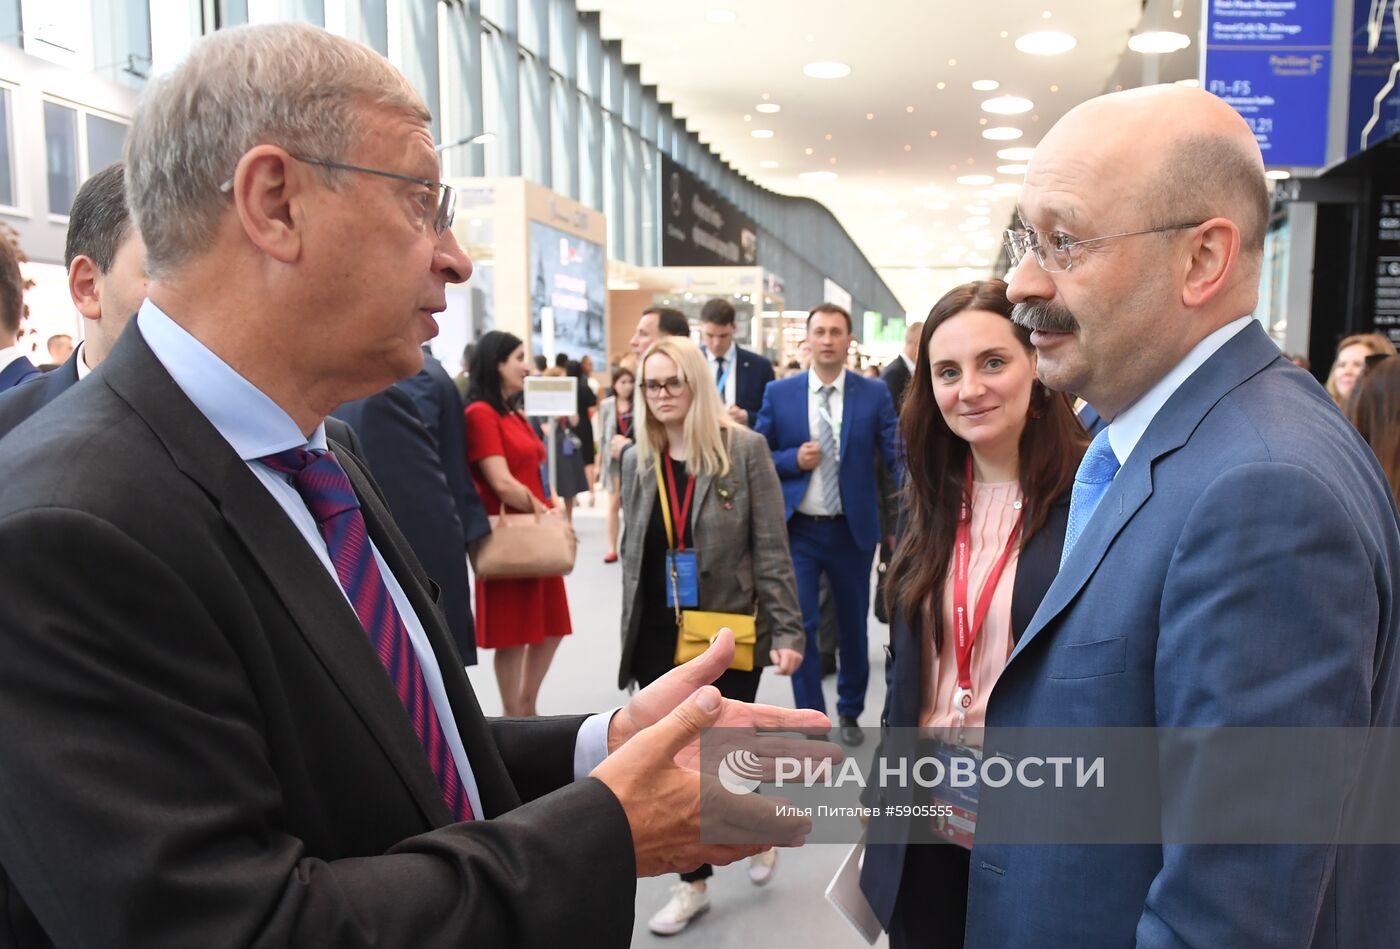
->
xmin=817 ymin=385 xmax=843 ymax=514
xmin=259 ymin=447 xmax=475 ymax=822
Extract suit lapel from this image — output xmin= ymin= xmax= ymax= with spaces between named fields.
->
xmin=1006 ymin=321 xmax=1284 ymax=666
xmin=838 ymin=371 xmax=855 ymax=459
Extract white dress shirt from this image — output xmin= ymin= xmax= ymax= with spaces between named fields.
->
xmin=705 ymin=345 xmax=738 ymax=406
xmin=135 ymin=301 xmax=612 ymax=817
xmin=797 ymin=368 xmax=847 ymax=516
xmin=1106 ymin=316 xmax=1254 ymax=471
xmin=75 ymin=341 xmax=93 ymax=380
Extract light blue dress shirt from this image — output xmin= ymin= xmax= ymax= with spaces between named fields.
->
xmin=136 ymin=301 xmax=612 ymax=818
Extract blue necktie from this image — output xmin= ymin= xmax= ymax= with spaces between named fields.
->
xmin=1060 ymin=427 xmax=1121 ymax=568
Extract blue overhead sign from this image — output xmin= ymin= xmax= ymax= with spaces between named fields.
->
xmin=1203 ymin=0 xmax=1332 ymax=168
xmin=1348 ymin=1 xmax=1400 ymax=155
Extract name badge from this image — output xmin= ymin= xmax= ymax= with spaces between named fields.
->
xmin=666 ymin=551 xmax=700 ymax=608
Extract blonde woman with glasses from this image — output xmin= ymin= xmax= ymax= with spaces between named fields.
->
xmin=618 ymin=337 xmax=804 ymax=936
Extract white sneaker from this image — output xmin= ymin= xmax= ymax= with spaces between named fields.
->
xmin=648 ymin=882 xmax=710 ymax=936
xmin=747 ymin=848 xmax=779 ymax=886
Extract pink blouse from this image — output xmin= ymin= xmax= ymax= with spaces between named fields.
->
xmin=920 ymin=480 xmax=1024 ymax=731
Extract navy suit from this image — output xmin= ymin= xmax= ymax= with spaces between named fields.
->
xmin=0 ymin=355 xmax=41 ymax=393
xmin=726 ymin=345 xmax=775 ymax=424
xmin=756 ymin=369 xmax=900 ymax=718
xmin=0 ymin=352 xmax=80 ymax=440
xmin=861 ymin=494 xmax=1070 ymax=945
xmin=400 ymin=351 xmax=491 ymax=549
xmin=332 ymin=376 xmax=483 ymax=666
xmin=964 ymin=322 xmax=1400 ymax=947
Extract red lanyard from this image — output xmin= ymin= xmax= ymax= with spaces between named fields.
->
xmin=951 ymin=453 xmax=1023 ymax=714
xmin=618 ymin=407 xmax=631 ymax=437
xmin=663 ymin=455 xmax=696 ymax=552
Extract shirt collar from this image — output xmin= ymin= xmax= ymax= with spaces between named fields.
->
xmin=136 ymin=299 xmax=327 ymax=460
xmin=0 ymin=346 xmax=26 ymax=372
xmin=901 ymin=352 xmax=915 ymax=373
xmin=808 ymin=367 xmax=847 ymax=395
xmin=1107 ymin=316 xmax=1254 ymax=467
xmin=75 ymin=341 xmax=92 ymax=381
xmin=706 ymin=346 xmax=735 ymax=364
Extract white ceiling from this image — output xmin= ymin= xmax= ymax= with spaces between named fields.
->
xmin=577 ymin=0 xmax=1150 ymax=318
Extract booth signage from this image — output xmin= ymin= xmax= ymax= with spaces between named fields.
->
xmin=661 ymin=155 xmax=759 ymax=267
xmin=1348 ymin=0 xmax=1400 ymax=156
xmin=1203 ymin=0 xmax=1332 ymax=167
xmin=523 ymin=376 xmax=578 ymax=417
xmin=1369 ymin=192 xmax=1400 ymax=345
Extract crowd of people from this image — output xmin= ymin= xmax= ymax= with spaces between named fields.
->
xmin=0 ymin=20 xmax=1397 ymax=949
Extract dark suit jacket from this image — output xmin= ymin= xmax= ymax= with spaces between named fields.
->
xmin=402 ymin=351 xmax=491 ymax=547
xmin=0 ymin=355 xmax=41 ymax=392
xmin=859 ymin=492 xmax=1071 ymax=927
xmin=0 ymin=327 xmax=635 ymax=947
xmin=0 ymin=353 xmax=80 ymax=440
xmin=755 ymin=369 xmax=902 ymax=551
xmin=880 ymin=356 xmax=912 ymax=411
xmin=967 ymin=322 xmax=1400 ymax=948
xmin=729 ymin=345 xmax=775 ymax=424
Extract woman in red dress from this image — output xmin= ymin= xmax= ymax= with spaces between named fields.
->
xmin=463 ymin=331 xmax=572 ymax=716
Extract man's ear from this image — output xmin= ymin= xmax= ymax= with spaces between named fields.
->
xmin=1181 ymin=217 xmax=1241 ymax=309
xmin=226 ymin=145 xmax=305 ymax=265
xmin=68 ymin=256 xmax=102 ymax=321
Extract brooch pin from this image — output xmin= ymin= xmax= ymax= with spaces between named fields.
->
xmin=716 ymin=484 xmax=735 ymax=510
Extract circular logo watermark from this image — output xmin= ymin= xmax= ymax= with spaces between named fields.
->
xmin=718 ymin=749 xmax=764 ymax=795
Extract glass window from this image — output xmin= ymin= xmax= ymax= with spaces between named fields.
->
xmin=44 ymin=101 xmax=78 ymax=216
xmin=85 ymin=113 xmax=127 ymax=175
xmin=0 ymin=87 xmax=14 ymax=208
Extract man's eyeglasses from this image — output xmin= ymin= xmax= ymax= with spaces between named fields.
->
xmin=1004 ymin=221 xmax=1203 ymax=273
xmin=642 ymin=377 xmax=688 ymax=398
xmin=219 ymin=155 xmax=456 ymax=237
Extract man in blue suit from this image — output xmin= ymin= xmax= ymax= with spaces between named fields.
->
xmin=756 ymin=302 xmax=900 ymax=745
xmin=0 ymin=162 xmax=147 ymax=437
xmin=0 ymin=232 xmax=40 ymax=393
xmin=960 ymin=86 xmax=1400 ymax=947
xmin=698 ymin=297 xmax=774 ymax=427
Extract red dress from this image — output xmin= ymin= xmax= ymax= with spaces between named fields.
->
xmin=464 ymin=402 xmax=573 ymax=648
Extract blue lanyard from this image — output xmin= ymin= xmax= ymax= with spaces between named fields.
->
xmin=713 ymin=354 xmax=733 ymax=401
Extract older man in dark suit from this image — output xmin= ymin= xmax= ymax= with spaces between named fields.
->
xmin=0 ymin=23 xmax=818 ymax=947
xmin=0 ymin=162 xmax=147 ymax=439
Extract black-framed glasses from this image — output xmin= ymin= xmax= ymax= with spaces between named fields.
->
xmin=642 ymin=377 xmax=688 ymax=397
xmin=1004 ymin=221 xmax=1203 ymax=273
xmin=219 ymin=155 xmax=456 ymax=236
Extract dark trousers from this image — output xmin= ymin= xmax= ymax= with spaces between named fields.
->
xmin=789 ymin=514 xmax=875 ymax=719
xmin=632 ymin=635 xmax=762 ymax=883
xmin=888 ymin=842 xmax=971 ymax=949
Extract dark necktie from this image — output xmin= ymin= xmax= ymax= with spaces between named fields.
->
xmin=715 ymin=355 xmax=726 ymax=388
xmin=259 ymin=446 xmax=475 ymax=822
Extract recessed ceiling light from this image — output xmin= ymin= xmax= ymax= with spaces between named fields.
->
xmin=706 ymin=9 xmax=737 ymax=23
xmin=799 ymin=171 xmax=838 ymax=181
xmin=751 ymin=129 xmax=774 ymax=138
xmin=803 ymin=61 xmax=851 ymax=79
xmin=824 ymin=133 xmax=833 ymax=140
xmin=948 ymin=58 xmax=958 ymax=66
xmin=759 ymin=160 xmax=780 ymax=169
xmin=972 ymin=79 xmax=1000 ymax=91
xmin=903 ymin=144 xmax=913 ymax=152
xmin=756 ymin=103 xmax=781 ymax=113
xmin=936 ymin=81 xmax=947 ymax=90
xmin=1128 ymin=30 xmax=1191 ymax=54
xmin=997 ymin=146 xmax=1035 ymax=161
xmin=1265 ymin=169 xmax=1291 ymax=180
xmin=1042 ymin=9 xmax=1052 ymax=18
xmin=928 ymin=129 xmax=939 ymax=137
xmin=1015 ymin=31 xmax=1077 ymax=55
xmin=997 ymin=163 xmax=1028 ymax=174
xmin=983 ymin=95 xmax=1034 ymax=115
xmin=906 ymin=105 xmax=915 ymax=113
xmin=957 ymin=174 xmax=995 ymax=186
xmin=743 ymin=114 xmax=752 ymax=122
xmin=993 ymin=182 xmax=1022 ymax=192
xmin=982 ymin=127 xmax=1024 ymax=141
xmin=866 ymin=112 xmax=875 ymax=120
xmin=804 ymin=147 xmax=814 ymax=155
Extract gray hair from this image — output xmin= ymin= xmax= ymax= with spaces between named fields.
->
xmin=126 ymin=22 xmax=429 ymax=277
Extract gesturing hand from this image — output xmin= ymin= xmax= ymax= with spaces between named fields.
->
xmin=796 ymin=441 xmax=822 ymax=471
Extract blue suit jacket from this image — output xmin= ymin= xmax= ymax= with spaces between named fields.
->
xmin=400 ymin=352 xmax=491 ymax=547
xmin=731 ymin=345 xmax=775 ymax=423
xmin=0 ymin=355 xmax=42 ymax=393
xmin=755 ymin=369 xmax=900 ymax=551
xmin=0 ymin=353 xmax=80 ymax=440
xmin=964 ymin=322 xmax=1400 ymax=948
xmin=333 ymin=380 xmax=480 ymax=666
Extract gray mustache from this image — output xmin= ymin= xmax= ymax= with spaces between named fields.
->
xmin=1012 ymin=301 xmax=1080 ymax=334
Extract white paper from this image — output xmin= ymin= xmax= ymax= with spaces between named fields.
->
xmin=824 ymin=840 xmax=883 ymax=945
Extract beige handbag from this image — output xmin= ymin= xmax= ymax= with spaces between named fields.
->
xmin=469 ymin=510 xmax=578 ymax=579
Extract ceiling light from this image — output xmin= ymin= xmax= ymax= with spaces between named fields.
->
xmin=982 ymin=127 xmax=1024 ymax=141
xmin=756 ymin=103 xmax=781 ymax=113
xmin=804 ymin=147 xmax=814 ymax=155
xmin=997 ymin=146 xmax=1035 ymax=161
xmin=997 ymin=163 xmax=1028 ymax=174
xmin=803 ymin=61 xmax=851 ymax=79
xmin=994 ymin=182 xmax=1022 ymax=192
xmin=936 ymin=81 xmax=947 ymax=90
xmin=972 ymin=79 xmax=1000 ymax=91
xmin=799 ymin=171 xmax=838 ymax=181
xmin=706 ymin=9 xmax=737 ymax=23
xmin=957 ymin=174 xmax=995 ymax=186
xmin=983 ymin=95 xmax=1034 ymax=115
xmin=1015 ymin=31 xmax=1077 ymax=55
xmin=759 ymin=160 xmax=780 ymax=169
xmin=1128 ymin=30 xmax=1191 ymax=54
xmin=1265 ymin=169 xmax=1291 ymax=180
xmin=866 ymin=112 xmax=875 ymax=120
xmin=751 ymin=129 xmax=774 ymax=139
